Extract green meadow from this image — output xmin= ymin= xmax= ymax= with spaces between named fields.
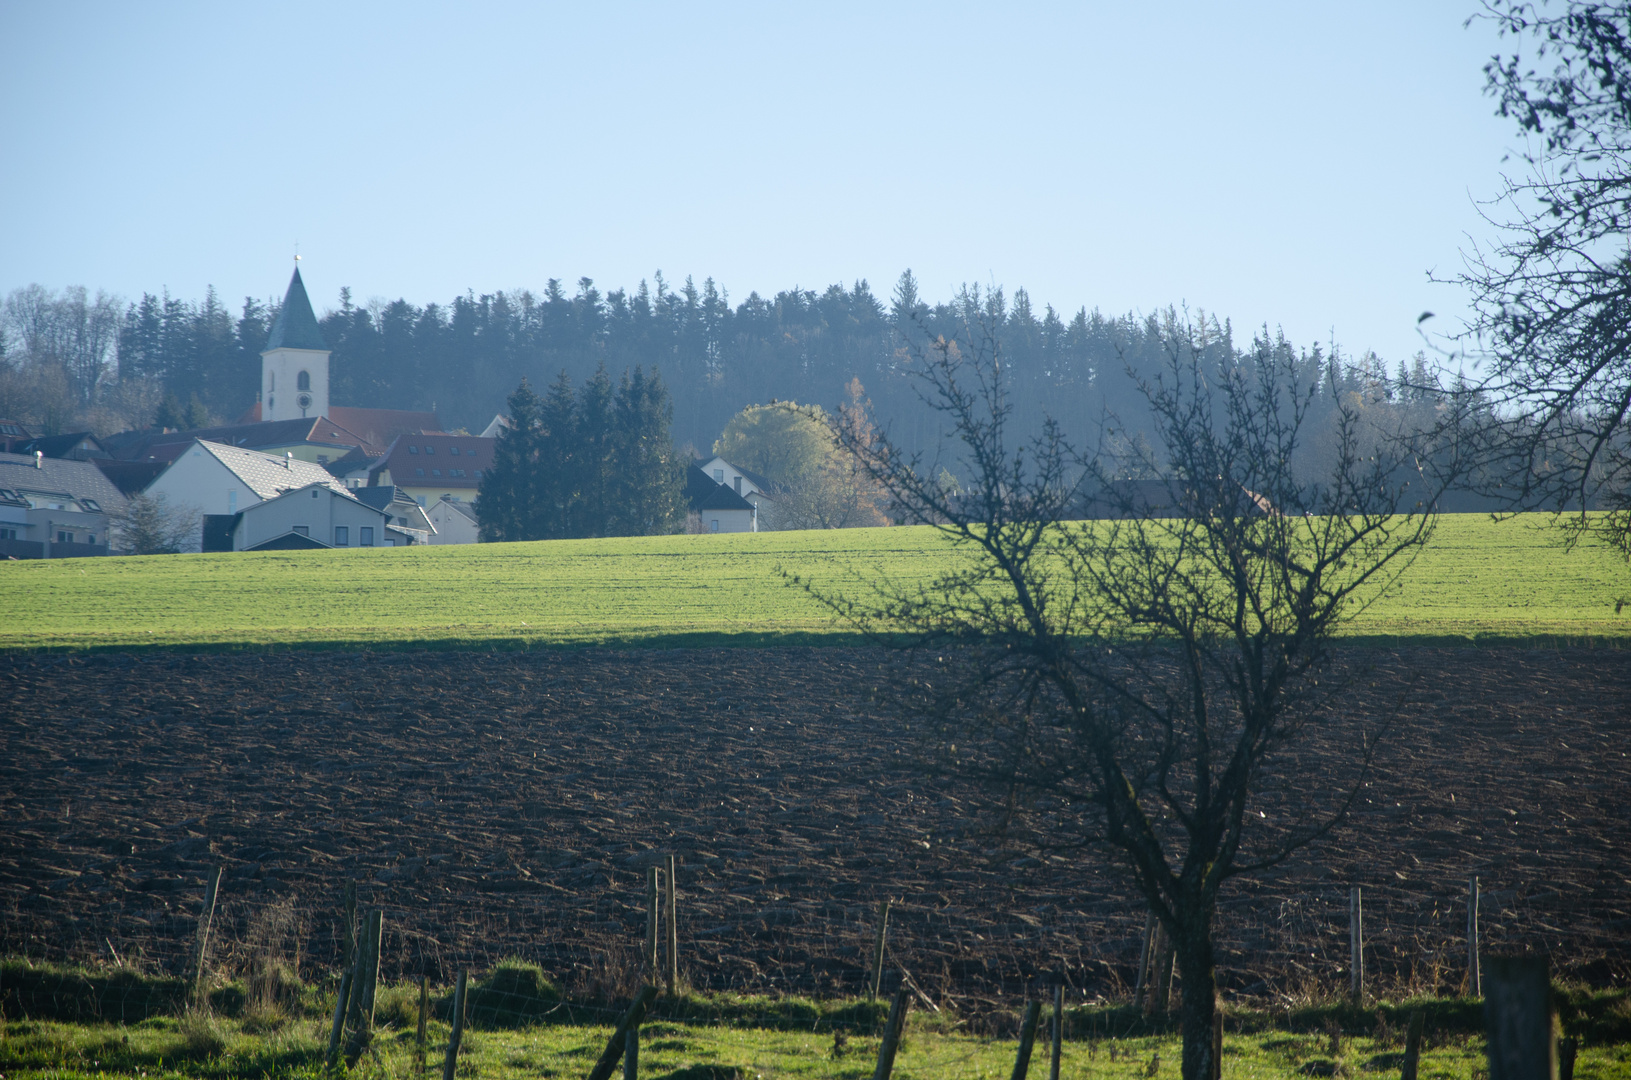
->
xmin=0 ymin=514 xmax=1624 ymax=652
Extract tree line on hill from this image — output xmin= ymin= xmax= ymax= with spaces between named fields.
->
xmin=1 ymin=271 xmax=1447 ymax=473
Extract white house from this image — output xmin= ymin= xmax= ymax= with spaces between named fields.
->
xmin=685 ymin=464 xmax=758 ymax=533
xmin=216 ymin=482 xmax=399 ymax=551
xmin=144 ymin=438 xmax=351 ymax=551
xmin=427 ymin=498 xmax=479 ymax=544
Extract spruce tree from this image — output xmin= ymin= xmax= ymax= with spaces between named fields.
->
xmin=611 ymin=365 xmax=685 ymax=535
xmin=476 ymin=379 xmax=545 ymax=542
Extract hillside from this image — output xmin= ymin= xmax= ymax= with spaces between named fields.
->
xmin=0 ymin=515 xmax=1624 ymax=652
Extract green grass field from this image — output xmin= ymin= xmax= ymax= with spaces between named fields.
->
xmin=0 ymin=515 xmax=1624 ymax=652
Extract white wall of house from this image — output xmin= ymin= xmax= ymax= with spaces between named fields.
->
xmin=235 ymin=485 xmax=391 ymax=550
xmin=699 ymin=507 xmax=755 ymax=533
xmin=426 ymin=499 xmax=479 ymax=544
xmin=145 ymin=447 xmax=258 ymax=519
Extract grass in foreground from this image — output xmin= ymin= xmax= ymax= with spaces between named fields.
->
xmin=0 ymin=514 xmax=1624 ymax=652
xmin=3 ymin=968 xmax=1629 ymax=1080
xmin=3 ymin=1009 xmax=1630 ymax=1080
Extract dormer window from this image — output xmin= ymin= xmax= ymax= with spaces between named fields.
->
xmin=408 ymin=445 xmax=419 ymax=454
xmin=297 ymin=370 xmax=311 ymax=392
xmin=449 ymin=446 xmax=460 ymax=456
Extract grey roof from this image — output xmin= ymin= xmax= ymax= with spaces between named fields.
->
xmin=0 ymin=452 xmax=129 ymax=512
xmin=263 ymin=267 xmax=328 ymax=352
xmin=189 ymin=440 xmax=350 ymax=501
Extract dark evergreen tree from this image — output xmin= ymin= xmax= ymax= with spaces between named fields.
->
xmin=476 ymin=379 xmax=545 ymax=542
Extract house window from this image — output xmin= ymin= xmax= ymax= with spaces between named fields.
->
xmin=713 ymin=469 xmax=724 ymax=483
xmin=58 ymin=531 xmax=73 ymax=543
xmin=415 ymin=468 xmax=425 ymax=476
xmin=297 ymin=370 xmax=311 ymax=392
xmin=360 ymin=526 xmax=374 ymax=546
xmin=317 ymin=454 xmax=329 ymax=465
xmin=709 ymin=519 xmax=719 ymax=533
xmin=450 ymin=469 xmax=464 ymax=477
xmin=268 ymin=372 xmax=275 ymax=392
xmin=474 ymin=469 xmax=482 ymax=479
xmin=431 ymin=469 xmax=441 ymax=477
xmin=335 ymin=526 xmax=349 ymax=546
xmin=409 ymin=445 xmax=419 ymax=454
xmin=734 ymin=476 xmax=742 ymax=495
xmin=449 ymin=446 xmax=460 ymax=456
xmin=0 ymin=528 xmax=16 ymax=540
xmin=293 ymin=525 xmax=309 ymax=536
xmin=384 ymin=537 xmax=396 ymax=546
xmin=423 ymin=445 xmax=434 ymax=454
xmin=87 ymin=534 xmax=95 ymax=545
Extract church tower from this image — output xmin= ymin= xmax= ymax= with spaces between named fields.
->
xmin=261 ymin=266 xmax=330 ymax=421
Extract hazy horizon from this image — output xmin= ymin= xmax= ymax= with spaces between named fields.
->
xmin=2 ymin=2 xmax=1518 ymax=369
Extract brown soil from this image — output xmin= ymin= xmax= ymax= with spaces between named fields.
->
xmin=1 ymin=645 xmax=1626 ymax=1006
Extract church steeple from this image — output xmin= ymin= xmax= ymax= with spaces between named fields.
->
xmin=260 ymin=264 xmax=330 ymax=422
xmin=264 ymin=266 xmax=328 ymax=352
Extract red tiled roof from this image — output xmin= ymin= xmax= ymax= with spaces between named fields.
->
xmin=370 ymin=433 xmax=495 ymax=489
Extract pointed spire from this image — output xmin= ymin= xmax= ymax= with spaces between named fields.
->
xmin=263 ymin=267 xmax=328 ymax=351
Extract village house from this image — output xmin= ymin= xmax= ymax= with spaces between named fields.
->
xmin=365 ymin=432 xmax=495 ymax=507
xmin=143 ymin=439 xmax=351 ymax=551
xmin=0 ymin=451 xmax=129 ymax=558
xmin=686 ymin=463 xmax=758 ymax=533
xmin=204 ymin=481 xmax=415 ymax=551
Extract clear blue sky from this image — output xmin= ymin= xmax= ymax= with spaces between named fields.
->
xmin=1 ymin=1 xmax=1515 ymax=368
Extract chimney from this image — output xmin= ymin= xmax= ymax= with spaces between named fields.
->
xmin=35 ymin=450 xmax=43 ymax=469
xmin=285 ymin=452 xmax=293 ymax=470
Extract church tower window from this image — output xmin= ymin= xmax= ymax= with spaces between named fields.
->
xmin=297 ymin=370 xmax=311 ymax=392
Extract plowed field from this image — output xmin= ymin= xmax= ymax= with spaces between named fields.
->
xmin=2 ymin=645 xmax=1626 ymax=1007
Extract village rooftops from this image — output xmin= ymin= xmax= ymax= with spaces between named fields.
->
xmin=104 ymin=416 xmax=386 ymax=464
xmin=367 ymin=432 xmax=495 ymax=491
xmin=0 ymin=451 xmax=130 ymax=514
xmin=183 ymin=439 xmax=350 ymax=501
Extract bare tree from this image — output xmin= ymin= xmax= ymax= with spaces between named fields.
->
xmin=109 ymin=493 xmax=199 ymax=556
xmin=802 ymin=321 xmax=1453 ymax=1080
xmin=1446 ymin=2 xmax=1631 ymax=561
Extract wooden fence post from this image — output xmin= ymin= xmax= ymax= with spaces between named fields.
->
xmin=1134 ymin=913 xmax=1155 ymax=1008
xmin=1401 ymin=1011 xmax=1425 ymax=1080
xmin=345 ymin=908 xmax=382 ymax=1036
xmin=1211 ymin=1007 xmax=1223 ymax=1080
xmin=416 ymin=975 xmax=429 ymax=1074
xmin=442 ymin=969 xmax=468 ymax=1080
xmin=1146 ymin=926 xmax=1175 ymax=1017
xmin=869 ymin=900 xmax=892 ymax=1002
xmin=1484 ymin=955 xmax=1554 ymax=1080
xmin=1049 ymin=981 xmax=1063 ymax=1080
xmin=1467 ymin=876 xmax=1481 ymax=997
xmin=1010 ymin=999 xmax=1042 ymax=1080
xmin=325 ymin=971 xmax=353 ymax=1067
xmin=190 ymin=865 xmax=223 ymax=1007
xmin=587 ymin=984 xmax=659 ymax=1080
xmin=344 ymin=910 xmax=384 ymax=1063
xmin=623 ymin=1021 xmax=640 ymax=1080
xmin=664 ymin=854 xmax=679 ymax=997
xmin=1349 ymin=886 xmax=1364 ymax=1003
xmin=646 ymin=866 xmax=660 ymax=976
xmin=341 ymin=880 xmax=358 ymax=973
xmin=1559 ymin=1036 xmax=1578 ymax=1080
xmin=870 ymin=985 xmax=910 ymax=1080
